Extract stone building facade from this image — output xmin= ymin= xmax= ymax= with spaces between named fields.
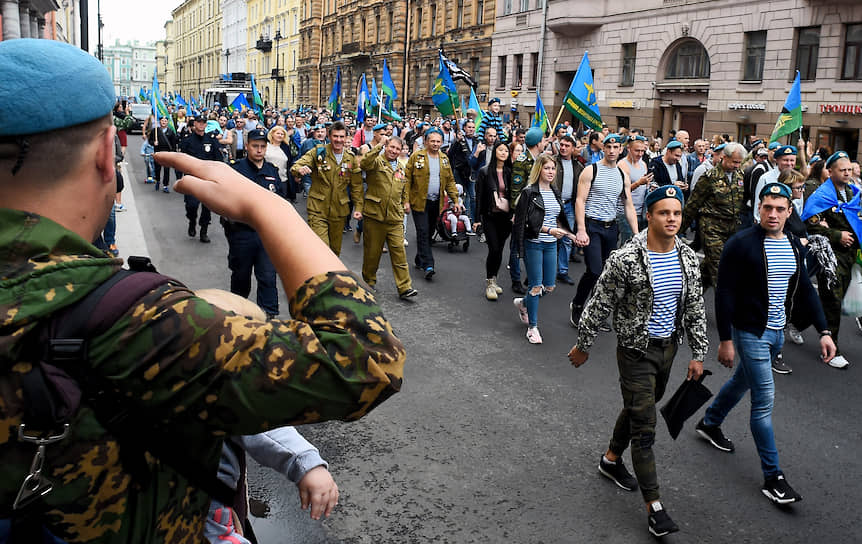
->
xmin=492 ymin=0 xmax=862 ymax=159
xmin=102 ymin=40 xmax=156 ymax=98
xmin=246 ymin=0 xmax=301 ymax=109
xmin=0 ymin=0 xmax=59 ymax=41
xmin=172 ymin=0 xmax=223 ymax=99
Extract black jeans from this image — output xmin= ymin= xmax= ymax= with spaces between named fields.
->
xmin=574 ymin=218 xmax=618 ymax=307
xmin=412 ymin=198 xmax=440 ymax=270
xmin=482 ymin=212 xmax=512 ymax=278
xmin=184 ymin=194 xmax=211 ymax=226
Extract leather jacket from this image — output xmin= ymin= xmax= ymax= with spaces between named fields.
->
xmin=512 ymin=183 xmax=573 ymax=256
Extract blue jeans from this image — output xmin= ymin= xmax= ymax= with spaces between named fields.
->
xmin=524 ymin=240 xmax=558 ymax=327
xmin=463 ymin=179 xmax=476 ymax=221
xmin=103 ymin=206 xmax=117 ymax=246
xmin=142 ymin=142 xmax=155 ymax=179
xmin=226 ymin=227 xmax=278 ymax=316
xmin=557 ymin=201 xmax=575 ymax=275
xmin=704 ymin=327 xmax=783 ymax=478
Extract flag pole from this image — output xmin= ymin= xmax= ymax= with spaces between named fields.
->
xmin=551 ymin=104 xmax=566 ymax=134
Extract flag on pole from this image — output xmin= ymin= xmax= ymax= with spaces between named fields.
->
xmin=357 ymin=73 xmax=369 ymax=124
xmin=369 ymin=77 xmax=379 ymax=109
xmin=381 ymin=109 xmax=402 ymax=122
xmin=151 ymin=73 xmax=175 ymax=131
xmin=563 ymin=52 xmax=602 ymax=131
xmin=469 ymin=87 xmax=483 ymax=128
xmin=328 ymin=67 xmax=342 ymax=119
xmin=532 ymin=94 xmax=550 ymax=134
xmin=175 ymin=93 xmax=188 ymax=108
xmin=250 ymin=74 xmax=264 ymax=118
xmin=440 ymin=50 xmax=476 ymax=88
xmin=432 ymin=52 xmax=459 ymax=117
xmin=769 ymin=71 xmax=803 ymax=143
xmin=228 ymin=93 xmax=252 ymax=114
xmin=460 ymin=95 xmax=467 ymax=116
xmin=381 ymin=59 xmax=398 ymax=110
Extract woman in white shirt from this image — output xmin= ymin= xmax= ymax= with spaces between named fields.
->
xmin=265 ymin=126 xmax=296 ymax=201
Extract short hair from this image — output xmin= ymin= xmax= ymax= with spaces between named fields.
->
xmin=589 ymin=132 xmax=601 ymax=143
xmin=329 ymin=121 xmax=347 ymax=134
xmin=559 ymin=134 xmax=577 ymax=146
xmin=515 ymin=128 xmax=527 ymax=136
xmin=722 ymin=142 xmax=746 ymax=159
xmin=387 ymin=135 xmax=405 ymax=149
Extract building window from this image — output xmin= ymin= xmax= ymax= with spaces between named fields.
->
xmin=664 ymin=40 xmax=710 ymax=79
xmin=388 ymin=11 xmax=394 ymax=43
xmin=616 ymin=117 xmax=630 ymax=131
xmin=476 ymin=0 xmax=484 ymax=24
xmin=742 ymin=30 xmax=766 ymax=81
xmin=472 ymin=57 xmax=481 ymax=88
xmin=795 ymin=26 xmax=820 ymax=80
xmin=513 ymin=54 xmax=523 ymax=88
xmin=842 ymin=23 xmax=862 ymax=80
xmin=375 ymin=12 xmax=381 ymax=43
xmin=519 ymin=0 xmax=528 ymax=11
xmin=427 ymin=63 xmax=434 ymax=93
xmin=457 ymin=0 xmax=463 ymax=27
xmin=620 ymin=43 xmax=636 ymax=86
xmin=498 ymin=55 xmax=507 ymax=88
xmin=530 ymin=52 xmax=539 ymax=88
xmin=361 ymin=17 xmax=366 ymax=45
xmin=415 ymin=8 xmax=422 ymax=38
xmin=430 ymin=5 xmax=437 ymax=36
xmin=503 ymin=0 xmax=512 ymax=15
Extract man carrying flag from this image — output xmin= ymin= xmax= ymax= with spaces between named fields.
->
xmin=801 ymin=151 xmax=858 ymax=369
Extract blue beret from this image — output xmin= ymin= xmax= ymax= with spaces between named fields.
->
xmin=488 ymin=97 xmax=501 ymax=105
xmin=248 ymin=128 xmax=268 ymax=141
xmin=645 ymin=185 xmax=684 ymax=210
xmin=773 ymin=145 xmax=797 ymax=158
xmin=425 ymin=127 xmax=443 ymax=139
xmin=525 ymin=127 xmax=544 ymax=147
xmin=768 ymin=141 xmax=781 ymax=150
xmin=713 ymin=143 xmax=727 ymax=153
xmin=603 ymin=133 xmax=622 ymax=145
xmin=0 ymin=39 xmax=115 ymax=136
xmin=751 ymin=139 xmax=764 ymax=148
xmin=373 ymin=123 xmax=387 ymax=131
xmin=759 ymin=182 xmax=792 ymax=201
xmin=808 ymin=155 xmax=822 ymax=165
xmin=826 ymin=151 xmax=850 ymax=169
xmin=666 ymin=140 xmax=684 ymax=150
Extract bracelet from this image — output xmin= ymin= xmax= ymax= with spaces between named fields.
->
xmin=820 ymin=330 xmax=832 ymax=337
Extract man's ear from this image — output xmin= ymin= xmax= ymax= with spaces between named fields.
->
xmin=94 ymin=124 xmax=117 ymax=186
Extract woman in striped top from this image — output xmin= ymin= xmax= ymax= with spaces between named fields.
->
xmin=512 ymin=155 xmax=577 ymax=343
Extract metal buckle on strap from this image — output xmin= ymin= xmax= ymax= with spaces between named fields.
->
xmin=13 ymin=423 xmax=70 ymax=510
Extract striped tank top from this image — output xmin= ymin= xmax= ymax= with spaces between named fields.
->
xmin=585 ymin=163 xmax=623 ymax=221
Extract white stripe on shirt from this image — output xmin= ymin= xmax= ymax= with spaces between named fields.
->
xmin=764 ymin=236 xmax=796 ymax=330
xmin=648 ymin=248 xmax=683 ymax=338
xmin=585 ymin=164 xmax=623 ymax=221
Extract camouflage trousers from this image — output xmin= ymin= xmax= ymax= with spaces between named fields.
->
xmin=818 ymin=249 xmax=855 ymax=354
xmin=699 ymin=218 xmax=737 ymax=289
xmin=609 ymin=340 xmax=678 ymax=502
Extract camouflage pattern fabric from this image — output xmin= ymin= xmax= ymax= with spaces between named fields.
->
xmin=575 ymin=230 xmax=708 ymax=362
xmin=510 ymin=152 xmax=535 ymax=208
xmin=0 ymin=209 xmax=405 ymax=543
xmin=682 ymin=165 xmax=746 ymax=289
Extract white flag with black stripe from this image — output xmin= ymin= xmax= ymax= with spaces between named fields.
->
xmin=440 ymin=51 xmax=476 ymax=88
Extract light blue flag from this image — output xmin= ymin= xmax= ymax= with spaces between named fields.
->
xmin=563 ymin=51 xmax=602 ymax=131
xmin=357 ymin=73 xmax=369 ymax=124
xmin=369 ymin=77 xmax=379 ymax=109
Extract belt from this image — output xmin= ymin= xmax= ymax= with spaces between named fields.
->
xmin=648 ymin=335 xmax=677 ymax=348
xmin=587 ymin=217 xmax=616 ymax=228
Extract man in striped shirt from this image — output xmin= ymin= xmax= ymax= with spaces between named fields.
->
xmin=569 ymin=185 xmax=708 ymax=538
xmin=696 ymin=182 xmax=836 ymax=507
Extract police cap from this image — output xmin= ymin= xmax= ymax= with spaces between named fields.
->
xmin=248 ymin=128 xmax=268 ymax=141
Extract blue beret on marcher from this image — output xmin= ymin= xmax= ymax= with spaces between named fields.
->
xmin=373 ymin=123 xmax=387 ymax=131
xmin=714 ymin=143 xmax=727 ymax=152
xmin=525 ymin=127 xmax=544 ymax=147
xmin=759 ymin=182 xmax=793 ymax=201
xmin=773 ymin=145 xmax=797 ymax=158
xmin=488 ymin=97 xmax=501 ymax=105
xmin=666 ymin=140 xmax=684 ymax=150
xmin=825 ymin=151 xmax=849 ymax=169
xmin=645 ymin=185 xmax=684 ymax=210
xmin=751 ymin=139 xmax=764 ymax=148
xmin=808 ymin=155 xmax=822 ymax=165
xmin=768 ymin=141 xmax=781 ymax=150
xmin=425 ymin=127 xmax=443 ymax=139
xmin=603 ymin=133 xmax=622 ymax=145
xmin=0 ymin=39 xmax=115 ymax=136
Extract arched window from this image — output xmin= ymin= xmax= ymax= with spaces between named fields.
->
xmin=664 ymin=40 xmax=710 ymax=79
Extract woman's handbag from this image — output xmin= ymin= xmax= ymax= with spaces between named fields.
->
xmin=493 ymin=191 xmax=509 ymax=213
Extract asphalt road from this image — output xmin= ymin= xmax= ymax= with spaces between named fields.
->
xmin=118 ymin=136 xmax=861 ymax=543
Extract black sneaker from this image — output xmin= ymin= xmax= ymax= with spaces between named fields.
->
xmin=424 ymin=267 xmax=435 ymax=280
xmin=598 ymin=456 xmax=638 ymax=491
xmin=570 ymin=302 xmax=583 ymax=328
xmin=511 ymin=281 xmax=526 ymax=295
xmin=188 ymin=221 xmax=196 ymax=237
xmin=398 ymin=288 xmax=418 ymax=300
xmin=648 ymin=502 xmax=679 ymax=537
xmin=695 ymin=418 xmax=735 ymax=452
xmin=772 ymin=353 xmax=792 ymax=374
xmin=762 ymin=473 xmax=802 ymax=505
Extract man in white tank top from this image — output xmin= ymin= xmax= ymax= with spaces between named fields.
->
xmin=617 ymin=135 xmax=653 ymax=244
xmin=570 ymin=134 xmax=640 ymax=327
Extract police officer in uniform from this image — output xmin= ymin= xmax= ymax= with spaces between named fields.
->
xmin=222 ymin=128 xmax=283 ymax=318
xmin=290 ymin=121 xmax=363 ymax=256
xmin=179 ymin=114 xmax=224 ymax=243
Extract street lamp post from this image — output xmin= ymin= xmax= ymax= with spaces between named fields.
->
xmin=273 ymin=30 xmax=282 ymax=110
xmin=178 ymin=63 xmax=184 ymax=98
xmin=225 ymin=48 xmax=231 ymax=74
xmin=197 ymin=57 xmax=202 ymax=98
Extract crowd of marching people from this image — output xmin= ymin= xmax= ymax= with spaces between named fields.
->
xmin=114 ymin=93 xmax=862 ymax=540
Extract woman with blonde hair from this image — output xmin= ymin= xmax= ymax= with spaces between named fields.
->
xmin=265 ymin=125 xmax=297 ymax=201
xmin=511 ymin=154 xmax=578 ymax=343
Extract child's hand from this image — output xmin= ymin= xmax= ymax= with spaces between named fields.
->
xmin=297 ymin=466 xmax=339 ymax=520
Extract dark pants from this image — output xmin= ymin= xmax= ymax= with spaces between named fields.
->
xmin=155 ymin=162 xmax=172 ymax=186
xmin=609 ymin=341 xmax=678 ymax=503
xmin=482 ymin=212 xmax=512 ymax=278
xmin=412 ymin=198 xmax=440 ymax=270
xmin=185 ymin=194 xmax=211 ymax=227
xmin=226 ymin=227 xmax=278 ymax=316
xmin=818 ymin=249 xmax=854 ymax=355
xmin=574 ymin=219 xmax=619 ymax=306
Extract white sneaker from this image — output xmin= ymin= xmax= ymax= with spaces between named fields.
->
xmin=785 ymin=324 xmax=804 ymax=345
xmin=513 ymin=298 xmax=528 ymax=325
xmin=403 ymin=238 xmax=409 ymax=247
xmin=828 ymin=354 xmax=850 ymax=369
xmin=526 ymin=326 xmax=543 ymax=344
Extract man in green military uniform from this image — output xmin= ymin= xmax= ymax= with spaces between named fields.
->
xmin=290 ymin=121 xmax=364 ymax=256
xmin=802 ymin=151 xmax=856 ymax=369
xmin=682 ymin=142 xmax=746 ymax=289
xmin=508 ymin=127 xmax=547 ymax=294
xmin=0 ymin=40 xmax=404 ymax=543
xmin=356 ymin=136 xmax=418 ymax=300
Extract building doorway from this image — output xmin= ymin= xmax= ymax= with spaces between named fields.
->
xmin=679 ymin=111 xmax=704 ymax=142
xmin=831 ymin=129 xmax=859 ymax=161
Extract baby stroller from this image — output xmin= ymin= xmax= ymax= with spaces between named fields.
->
xmin=433 ymin=193 xmax=471 ymax=253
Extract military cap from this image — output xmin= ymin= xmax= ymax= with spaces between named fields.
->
xmin=0 ymin=39 xmax=115 ymax=136
xmin=488 ymin=97 xmax=501 ymax=105
xmin=714 ymin=143 xmax=727 ymax=153
xmin=645 ymin=185 xmax=684 ymax=209
xmin=768 ymin=141 xmax=781 ymax=150
xmin=756 ymin=148 xmax=769 ymax=157
xmin=666 ymin=140 xmax=684 ymax=150
xmin=826 ymin=151 xmax=850 ymax=169
xmin=248 ymin=128 xmax=268 ymax=141
xmin=751 ymin=139 xmax=764 ymax=148
xmin=773 ymin=145 xmax=797 ymax=158
xmin=603 ymin=133 xmax=622 ymax=145
xmin=373 ymin=123 xmax=387 ymax=131
xmin=759 ymin=182 xmax=793 ymax=201
xmin=525 ymin=127 xmax=544 ymax=147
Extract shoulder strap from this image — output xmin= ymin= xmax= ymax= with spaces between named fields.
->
xmin=591 ymin=163 xmax=597 ymax=184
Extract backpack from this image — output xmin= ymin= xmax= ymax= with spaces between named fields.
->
xmin=7 ymin=257 xmax=242 ymax=543
xmin=590 ymin=163 xmax=628 ymax=202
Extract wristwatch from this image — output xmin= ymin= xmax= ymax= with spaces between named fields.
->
xmin=820 ymin=330 xmax=832 ymax=337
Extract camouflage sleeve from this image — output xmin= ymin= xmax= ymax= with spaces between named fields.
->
xmin=680 ymin=248 xmax=709 ymax=361
xmin=289 ymin=146 xmax=316 ymax=178
xmin=87 ymin=271 xmax=405 ymax=436
xmin=682 ymin=174 xmax=710 ymax=227
xmin=575 ymin=253 xmax=625 ymax=353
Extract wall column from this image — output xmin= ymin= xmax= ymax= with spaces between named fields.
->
xmin=1 ymin=0 xmax=21 ymax=40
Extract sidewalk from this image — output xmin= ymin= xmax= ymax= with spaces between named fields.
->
xmin=115 ymin=162 xmax=151 ymax=263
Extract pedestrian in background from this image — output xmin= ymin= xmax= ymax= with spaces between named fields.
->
xmin=474 ymin=141 xmax=514 ymax=301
